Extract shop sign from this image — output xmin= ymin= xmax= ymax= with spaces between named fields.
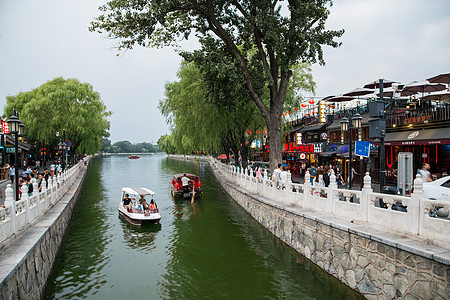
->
xmin=284 ymin=142 xmax=324 ymax=153
xmin=355 ymin=141 xmax=370 ymax=157
xmin=1 ymin=121 xmax=9 ymax=134
xmin=296 ymin=132 xmax=302 ymax=145
xmin=299 ymin=153 xmax=306 ymax=159
xmin=407 ymin=131 xmax=420 ymax=139
xmin=321 ymin=133 xmax=327 ymax=140
xmin=5 ymin=147 xmax=20 ymax=153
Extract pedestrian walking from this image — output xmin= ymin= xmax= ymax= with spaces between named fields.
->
xmin=309 ymin=164 xmax=317 ymax=185
xmin=418 ymin=163 xmax=432 ymax=182
xmin=10 ymin=165 xmax=15 ymax=184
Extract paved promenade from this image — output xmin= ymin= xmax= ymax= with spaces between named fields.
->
xmin=0 ymin=160 xmax=88 ymax=299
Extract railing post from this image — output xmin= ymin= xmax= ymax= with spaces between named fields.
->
xmin=54 ymin=175 xmax=59 ymax=200
xmin=48 ymin=176 xmax=54 ymax=204
xmin=304 ymin=171 xmax=311 ymax=209
xmin=32 ymin=178 xmax=40 ymax=212
xmin=286 ymin=171 xmax=295 ymax=205
xmin=327 ymin=170 xmax=337 ymax=213
xmin=410 ymin=174 xmax=423 ymax=235
xmin=361 ymin=172 xmax=372 ymax=222
xmin=21 ymin=184 xmax=30 ymax=224
xmin=4 ymin=184 xmax=16 ymax=234
xmin=262 ymin=169 xmax=268 ymax=195
xmin=42 ymin=178 xmax=47 ymax=205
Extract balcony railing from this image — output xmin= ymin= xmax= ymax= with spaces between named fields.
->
xmin=386 ymin=104 xmax=450 ymax=126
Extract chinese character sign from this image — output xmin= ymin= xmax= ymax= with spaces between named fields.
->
xmin=1 ymin=121 xmax=9 ymax=134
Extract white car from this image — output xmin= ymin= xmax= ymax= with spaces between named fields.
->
xmin=422 ymin=176 xmax=450 ymax=201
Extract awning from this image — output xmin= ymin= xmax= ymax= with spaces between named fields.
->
xmin=321 ymin=151 xmax=337 ymax=157
xmin=321 ymin=144 xmax=338 ymax=157
xmin=384 ymin=128 xmax=450 ymax=146
xmin=299 ymin=123 xmax=326 ymax=132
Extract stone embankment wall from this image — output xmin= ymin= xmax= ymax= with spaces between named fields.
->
xmin=170 ymin=155 xmax=449 ymax=299
xmin=0 ymin=161 xmax=89 ymax=299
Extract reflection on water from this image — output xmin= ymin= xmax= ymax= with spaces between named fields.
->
xmin=43 ymin=159 xmax=110 ymax=299
xmin=43 ymin=154 xmax=362 ymax=299
xmin=119 ymin=219 xmax=161 ymax=251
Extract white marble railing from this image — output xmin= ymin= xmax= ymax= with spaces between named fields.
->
xmin=206 ymin=157 xmax=450 ymax=246
xmin=0 ymin=157 xmax=90 ymax=245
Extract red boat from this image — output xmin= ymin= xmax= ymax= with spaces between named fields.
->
xmin=129 ymin=155 xmax=139 ymax=159
xmin=171 ymin=173 xmax=203 ymax=199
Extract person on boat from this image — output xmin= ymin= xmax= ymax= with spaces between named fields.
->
xmin=149 ymin=199 xmax=157 ymax=211
xmin=181 ymin=174 xmax=191 ymax=193
xmin=122 ymin=194 xmax=134 ymax=211
xmin=139 ymin=194 xmax=149 ymax=211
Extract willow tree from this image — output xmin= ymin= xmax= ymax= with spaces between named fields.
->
xmin=91 ymin=0 xmax=343 ymax=171
xmin=159 ymin=60 xmax=263 ymax=166
xmin=4 ymin=77 xmax=111 ymax=154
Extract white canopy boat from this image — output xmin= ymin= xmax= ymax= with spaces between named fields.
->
xmin=119 ymin=187 xmax=161 ymax=225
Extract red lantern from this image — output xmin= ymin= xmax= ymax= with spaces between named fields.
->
xmin=309 ymin=99 xmax=315 ymax=105
xmin=301 ymin=103 xmax=307 ymax=108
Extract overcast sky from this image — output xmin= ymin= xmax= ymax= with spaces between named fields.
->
xmin=1 ymin=0 xmax=449 ymax=144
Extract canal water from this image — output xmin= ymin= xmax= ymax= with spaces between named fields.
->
xmin=43 ymin=154 xmax=361 ymax=299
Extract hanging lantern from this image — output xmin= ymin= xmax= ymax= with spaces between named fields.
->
xmin=301 ymin=103 xmax=307 ymax=108
xmin=309 ymin=99 xmax=315 ymax=105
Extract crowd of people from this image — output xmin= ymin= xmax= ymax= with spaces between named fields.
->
xmin=3 ymin=160 xmax=66 ymax=200
xmin=122 ymin=193 xmax=157 ymax=213
xmin=254 ymin=162 xmax=355 ymax=189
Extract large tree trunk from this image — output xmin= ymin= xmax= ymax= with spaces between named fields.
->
xmin=240 ymin=142 xmax=249 ymax=169
xmin=266 ymin=114 xmax=282 ymax=172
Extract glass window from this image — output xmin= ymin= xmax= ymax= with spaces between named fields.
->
xmin=441 ymin=179 xmax=450 ymax=188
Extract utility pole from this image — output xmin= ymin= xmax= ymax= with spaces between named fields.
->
xmin=379 ymin=79 xmax=386 ymax=189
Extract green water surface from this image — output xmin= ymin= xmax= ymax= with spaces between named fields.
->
xmin=42 ymin=154 xmax=362 ymax=299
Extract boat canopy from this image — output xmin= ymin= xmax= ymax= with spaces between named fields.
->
xmin=172 ymin=173 xmax=199 ymax=179
xmin=121 ymin=187 xmax=155 ymax=196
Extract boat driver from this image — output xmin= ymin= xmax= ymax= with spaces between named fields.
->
xmin=122 ymin=194 xmax=134 ymax=211
xmin=181 ymin=174 xmax=191 ymax=193
xmin=139 ymin=194 xmax=149 ymax=211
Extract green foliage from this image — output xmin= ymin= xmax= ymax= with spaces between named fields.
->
xmin=91 ymin=0 xmax=343 ymax=168
xmin=101 ymin=138 xmax=161 ymax=153
xmin=157 ymin=134 xmax=177 ymax=154
xmin=4 ymin=77 xmax=111 ymax=154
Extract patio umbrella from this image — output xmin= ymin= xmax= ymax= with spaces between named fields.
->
xmin=400 ymin=80 xmax=447 ymax=96
xmin=327 ymin=95 xmax=355 ymax=102
xmin=420 ymin=90 xmax=450 ymax=101
xmin=343 ymin=87 xmax=374 ymax=97
xmin=427 ymin=73 xmax=450 ymax=84
xmin=217 ymin=154 xmax=228 ymax=160
xmin=363 ymin=79 xmax=398 ymax=89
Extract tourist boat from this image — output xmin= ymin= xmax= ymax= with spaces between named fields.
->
xmin=170 ymin=173 xmax=203 ymax=200
xmin=119 ymin=187 xmax=161 ymax=225
xmin=129 ymin=155 xmax=139 ymax=159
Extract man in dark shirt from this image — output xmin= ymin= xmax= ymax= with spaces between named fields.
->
xmin=122 ymin=194 xmax=134 ymax=211
xmin=44 ymin=168 xmax=50 ymax=188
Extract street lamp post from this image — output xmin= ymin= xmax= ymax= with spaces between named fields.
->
xmin=58 ymin=141 xmax=67 ymax=170
xmin=7 ymin=111 xmax=24 ymax=201
xmin=340 ymin=113 xmax=362 ymax=189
